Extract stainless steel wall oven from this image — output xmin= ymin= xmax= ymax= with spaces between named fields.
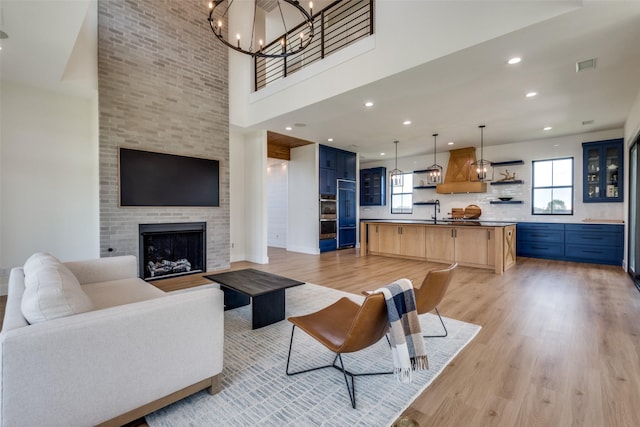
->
xmin=319 ymin=196 xmax=337 ymax=239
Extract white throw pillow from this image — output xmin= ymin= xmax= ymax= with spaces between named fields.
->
xmin=21 ymin=261 xmax=94 ymax=324
xmin=23 ymin=252 xmax=60 ymax=277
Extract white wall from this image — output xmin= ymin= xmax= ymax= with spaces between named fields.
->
xmin=625 ymin=89 xmax=640 ymax=146
xmin=229 ymin=126 xmax=246 ymax=262
xmin=360 ymin=129 xmax=625 ymax=224
xmin=267 ymin=160 xmax=288 ymax=248
xmin=231 ymin=1 xmax=580 ymax=128
xmin=287 ymin=144 xmax=319 ymax=254
xmin=0 ymin=82 xmax=99 ymax=276
xmin=622 ymin=88 xmax=640 ymax=269
xmin=243 ymin=130 xmax=269 ymax=264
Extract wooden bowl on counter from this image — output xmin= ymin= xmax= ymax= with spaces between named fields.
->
xmin=464 ymin=204 xmax=482 ymax=219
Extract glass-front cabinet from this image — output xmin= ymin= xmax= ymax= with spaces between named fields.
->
xmin=582 ymin=138 xmax=623 ymax=203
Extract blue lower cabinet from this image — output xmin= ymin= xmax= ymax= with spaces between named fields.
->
xmin=338 ymin=228 xmax=356 ymax=248
xmin=517 ymin=222 xmax=623 ymax=266
xmin=320 ymin=238 xmax=337 ymax=253
xmin=518 ymin=241 xmax=564 ymax=258
xmin=564 ymin=223 xmax=623 ymax=265
xmin=517 ymin=223 xmax=564 ymax=258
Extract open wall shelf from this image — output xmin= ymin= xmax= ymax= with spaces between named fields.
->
xmin=413 ymin=201 xmax=440 ymax=205
xmin=491 ymin=160 xmax=524 ymax=167
xmin=490 ymin=200 xmax=524 ymax=204
xmin=491 ymin=180 xmax=524 ymax=186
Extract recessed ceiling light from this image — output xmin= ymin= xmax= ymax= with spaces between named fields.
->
xmin=364 ymin=101 xmax=374 ymax=108
xmin=543 ymin=126 xmax=552 ymax=131
xmin=380 ymin=152 xmax=386 ymax=156
xmin=447 ymin=141 xmax=454 ymax=146
xmin=327 ymin=138 xmax=334 ymax=142
xmin=403 ymin=120 xmax=411 ymax=125
xmin=507 ymin=57 xmax=521 ymax=65
xmin=285 ymin=126 xmax=292 ymax=131
xmin=525 ymin=91 xmax=537 ymax=98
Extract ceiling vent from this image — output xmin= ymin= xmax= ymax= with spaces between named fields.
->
xmin=576 ymin=58 xmax=597 ymax=72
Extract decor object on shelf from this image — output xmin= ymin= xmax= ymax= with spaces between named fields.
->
xmin=389 ymin=140 xmax=404 ymax=187
xmin=426 ymin=133 xmax=443 ymax=185
xmin=207 ymin=0 xmax=314 ymax=58
xmin=470 ymin=125 xmax=493 ymax=182
xmin=498 ymin=197 xmax=513 ymax=201
xmin=497 ymin=169 xmax=517 ymax=182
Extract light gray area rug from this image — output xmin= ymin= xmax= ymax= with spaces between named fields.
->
xmin=147 ymin=283 xmax=481 ymax=427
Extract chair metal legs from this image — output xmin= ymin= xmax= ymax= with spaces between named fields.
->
xmin=423 ymin=306 xmax=448 ymax=338
xmin=285 ymin=325 xmax=393 ymax=409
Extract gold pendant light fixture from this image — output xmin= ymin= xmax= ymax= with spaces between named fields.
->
xmin=470 ymin=125 xmax=493 ymax=182
xmin=426 ymin=133 xmax=443 ymax=184
xmin=207 ymin=0 xmax=314 ymax=58
xmin=389 ymin=140 xmax=404 ymax=188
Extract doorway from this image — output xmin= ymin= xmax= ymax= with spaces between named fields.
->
xmin=628 ymin=135 xmax=640 ymax=292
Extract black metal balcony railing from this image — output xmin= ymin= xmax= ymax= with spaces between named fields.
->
xmin=254 ymin=0 xmax=374 ymax=91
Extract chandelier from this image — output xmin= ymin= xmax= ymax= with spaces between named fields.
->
xmin=389 ymin=140 xmax=404 ymax=187
xmin=207 ymin=0 xmax=315 ymax=58
xmin=426 ymin=133 xmax=443 ymax=184
xmin=470 ymin=125 xmax=493 ymax=181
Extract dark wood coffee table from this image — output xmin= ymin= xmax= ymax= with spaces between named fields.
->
xmin=204 ymin=268 xmax=304 ymax=329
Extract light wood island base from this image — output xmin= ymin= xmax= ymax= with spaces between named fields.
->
xmin=360 ymin=221 xmax=516 ymax=274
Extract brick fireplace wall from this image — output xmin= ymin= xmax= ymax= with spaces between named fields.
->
xmin=98 ymin=0 xmax=230 ymax=272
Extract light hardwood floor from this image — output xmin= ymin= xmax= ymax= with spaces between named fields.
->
xmin=4 ymin=248 xmax=639 ymax=426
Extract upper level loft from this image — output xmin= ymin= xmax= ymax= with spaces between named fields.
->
xmin=254 ymin=0 xmax=374 ymax=91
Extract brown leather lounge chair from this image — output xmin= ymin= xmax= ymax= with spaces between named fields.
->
xmin=285 ymin=293 xmax=392 ymax=408
xmin=414 ymin=263 xmax=457 ymax=338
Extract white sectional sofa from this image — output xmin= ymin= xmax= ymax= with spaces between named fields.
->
xmin=0 ymin=253 xmax=224 ymax=427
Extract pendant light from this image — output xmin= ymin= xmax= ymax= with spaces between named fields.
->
xmin=470 ymin=125 xmax=493 ymax=182
xmin=426 ymin=133 xmax=443 ymax=184
xmin=389 ymin=140 xmax=404 ymax=187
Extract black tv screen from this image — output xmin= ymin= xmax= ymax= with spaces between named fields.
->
xmin=119 ymin=148 xmax=219 ymax=207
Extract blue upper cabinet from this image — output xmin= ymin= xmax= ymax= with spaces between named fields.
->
xmin=319 ymin=145 xmax=356 ymax=196
xmin=337 ymin=151 xmax=357 ymax=180
xmin=582 ymin=138 xmax=623 ymax=203
xmin=319 ymin=145 xmax=337 ymax=170
xmin=360 ymin=167 xmax=386 ymax=206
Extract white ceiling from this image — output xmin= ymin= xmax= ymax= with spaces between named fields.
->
xmin=250 ymin=2 xmax=640 ymax=161
xmin=1 ymin=1 xmax=640 ymax=162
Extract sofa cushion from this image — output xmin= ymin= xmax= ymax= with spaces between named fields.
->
xmin=21 ymin=261 xmax=94 ymax=324
xmin=82 ymin=278 xmax=165 ymax=310
xmin=23 ymin=252 xmax=60 ymax=276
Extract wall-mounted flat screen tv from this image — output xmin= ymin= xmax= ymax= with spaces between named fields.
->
xmin=119 ymin=147 xmax=219 ymax=207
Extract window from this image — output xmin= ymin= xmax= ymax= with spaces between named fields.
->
xmin=532 ymin=157 xmax=573 ymax=215
xmin=391 ymin=172 xmax=413 ymax=214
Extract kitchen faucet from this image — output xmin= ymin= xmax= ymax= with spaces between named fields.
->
xmin=431 ymin=199 xmax=440 ymax=223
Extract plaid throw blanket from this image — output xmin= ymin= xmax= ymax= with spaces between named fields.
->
xmin=375 ymin=279 xmax=428 ymax=383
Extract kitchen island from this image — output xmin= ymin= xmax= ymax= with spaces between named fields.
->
xmin=360 ymin=220 xmax=517 ymax=274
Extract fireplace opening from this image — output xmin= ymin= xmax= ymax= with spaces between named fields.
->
xmin=139 ymin=222 xmax=206 ymax=280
